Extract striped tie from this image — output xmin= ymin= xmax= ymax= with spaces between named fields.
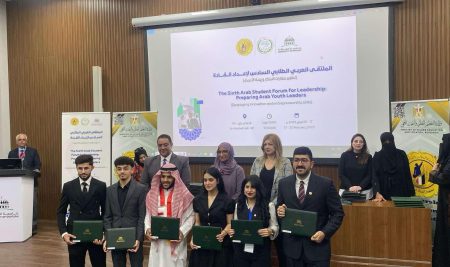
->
xmin=162 ymin=158 xmax=167 ymax=166
xmin=298 ymin=181 xmax=305 ymax=204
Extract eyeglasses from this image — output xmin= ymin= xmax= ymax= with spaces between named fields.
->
xmin=294 ymin=158 xmax=310 ymax=163
xmin=217 ymin=150 xmax=228 ymax=154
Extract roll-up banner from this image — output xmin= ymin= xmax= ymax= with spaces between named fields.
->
xmin=111 ymin=112 xmax=158 ymax=179
xmin=391 ymin=99 xmax=450 ymax=225
xmin=61 ymin=112 xmax=112 ymax=186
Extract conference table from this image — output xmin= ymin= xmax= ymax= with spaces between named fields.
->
xmin=331 ymin=201 xmax=432 ymax=267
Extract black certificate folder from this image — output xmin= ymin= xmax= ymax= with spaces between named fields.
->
xmin=151 ymin=216 xmax=180 ymax=240
xmin=282 ymin=208 xmax=317 ymax=237
xmin=231 ymin=220 xmax=263 ymax=245
xmin=192 ymin=226 xmax=222 ymax=250
xmin=72 ymin=220 xmax=103 ymax=242
xmin=106 ymin=227 xmax=136 ymax=250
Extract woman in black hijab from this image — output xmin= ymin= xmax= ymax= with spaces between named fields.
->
xmin=372 ymin=132 xmax=415 ymax=201
xmin=430 ymin=133 xmax=450 ymax=267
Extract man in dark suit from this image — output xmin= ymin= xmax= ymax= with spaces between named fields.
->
xmin=141 ymin=134 xmax=191 ymax=188
xmin=277 ymin=147 xmax=344 ymax=267
xmin=8 ymin=133 xmax=41 ymax=234
xmin=103 ymin=156 xmax=147 ymax=267
xmin=56 ymin=154 xmax=106 ymax=267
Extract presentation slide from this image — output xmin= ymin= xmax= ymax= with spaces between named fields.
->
xmin=146 ymin=6 xmax=391 ymax=158
xmin=170 ymin=17 xmax=356 ymax=147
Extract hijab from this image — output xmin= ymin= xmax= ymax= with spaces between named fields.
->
xmin=214 ymin=142 xmax=238 ymax=175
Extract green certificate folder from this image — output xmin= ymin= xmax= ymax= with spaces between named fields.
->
xmin=72 ymin=220 xmax=103 ymax=243
xmin=231 ymin=220 xmax=263 ymax=245
xmin=106 ymin=227 xmax=136 ymax=250
xmin=192 ymin=226 xmax=222 ymax=251
xmin=151 ymin=216 xmax=180 ymax=240
xmin=281 ymin=208 xmax=317 ymax=237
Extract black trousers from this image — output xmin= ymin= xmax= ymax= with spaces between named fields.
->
xmin=68 ymin=242 xmax=106 ymax=267
xmin=286 ymin=256 xmax=329 ymax=267
xmin=110 ymin=243 xmax=143 ymax=267
xmin=234 ymin=241 xmax=271 ymax=267
xmin=275 ymin=235 xmax=286 ymax=267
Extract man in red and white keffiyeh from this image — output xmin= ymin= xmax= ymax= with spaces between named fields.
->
xmin=144 ymin=163 xmax=194 ymax=267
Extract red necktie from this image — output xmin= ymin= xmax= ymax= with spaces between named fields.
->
xmin=19 ymin=151 xmax=25 ymax=159
xmin=298 ymin=181 xmax=305 ymax=204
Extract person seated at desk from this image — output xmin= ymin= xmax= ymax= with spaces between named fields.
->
xmin=338 ymin=133 xmax=373 ymax=199
xmin=372 ymin=132 xmax=415 ymax=201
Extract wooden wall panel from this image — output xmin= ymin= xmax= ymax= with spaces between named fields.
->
xmin=6 ymin=0 xmax=449 ymax=220
xmin=394 ymin=0 xmax=450 ymax=100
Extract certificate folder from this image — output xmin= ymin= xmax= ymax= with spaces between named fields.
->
xmin=231 ymin=220 xmax=263 ymax=245
xmin=72 ymin=220 xmax=103 ymax=243
xmin=106 ymin=227 xmax=136 ymax=250
xmin=281 ymin=208 xmax=317 ymax=237
xmin=192 ymin=226 xmax=222 ymax=250
xmin=151 ymin=216 xmax=180 ymax=240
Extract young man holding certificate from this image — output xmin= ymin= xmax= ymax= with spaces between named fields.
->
xmin=56 ymin=154 xmax=106 ymax=267
xmin=145 ymin=163 xmax=194 ymax=267
xmin=103 ymin=156 xmax=147 ymax=267
xmin=277 ymin=147 xmax=344 ymax=267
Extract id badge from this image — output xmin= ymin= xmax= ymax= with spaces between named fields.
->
xmin=244 ymin=243 xmax=254 ymax=253
xmin=157 ymin=206 xmax=166 ymax=216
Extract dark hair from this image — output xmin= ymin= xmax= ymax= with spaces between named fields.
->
xmin=236 ymin=175 xmax=270 ymax=227
xmin=75 ymin=154 xmax=94 ymax=166
xmin=347 ymin=133 xmax=370 ymax=164
xmin=203 ymin=167 xmax=226 ymax=194
xmin=157 ymin=134 xmax=173 ymax=145
xmin=134 ymin=147 xmax=148 ymax=166
xmin=293 ymin=146 xmax=313 ymax=160
xmin=114 ymin=156 xmax=135 ymax=167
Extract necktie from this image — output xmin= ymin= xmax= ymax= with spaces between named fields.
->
xmin=82 ymin=182 xmax=88 ymax=193
xmin=19 ymin=150 xmax=25 ymax=159
xmin=162 ymin=158 xmax=167 ymax=166
xmin=298 ymin=181 xmax=305 ymax=204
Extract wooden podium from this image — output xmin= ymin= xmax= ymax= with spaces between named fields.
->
xmin=331 ymin=201 xmax=432 ymax=267
xmin=0 ymin=169 xmax=35 ymax=242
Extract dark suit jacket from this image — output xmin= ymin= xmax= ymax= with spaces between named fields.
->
xmin=277 ymin=173 xmax=344 ymax=261
xmin=56 ymin=177 xmax=107 ymax=235
xmin=103 ymin=179 xmax=147 ymax=242
xmin=8 ymin=146 xmax=41 ymax=171
xmin=140 ymin=153 xmax=191 ymax=188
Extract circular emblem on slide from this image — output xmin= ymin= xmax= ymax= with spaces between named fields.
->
xmin=236 ymin=38 xmax=253 ymax=56
xmin=81 ymin=118 xmax=90 ymax=126
xmin=257 ymin=38 xmax=273 ymax=54
xmin=408 ymin=151 xmax=438 ymax=198
xmin=70 ymin=117 xmax=79 ymax=126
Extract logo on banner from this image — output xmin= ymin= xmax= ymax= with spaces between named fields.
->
xmin=413 ymin=104 xmax=425 ymax=118
xmin=81 ymin=118 xmax=90 ymax=126
xmin=177 ymin=98 xmax=203 ymax=141
xmin=70 ymin=117 xmax=79 ymax=126
xmin=236 ymin=38 xmax=253 ymax=56
xmin=0 ymin=197 xmax=19 ymax=219
xmin=277 ymin=36 xmax=302 ymax=53
xmin=408 ymin=151 xmax=438 ymax=198
xmin=130 ymin=114 xmax=139 ymax=125
xmin=257 ymin=38 xmax=273 ymax=54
